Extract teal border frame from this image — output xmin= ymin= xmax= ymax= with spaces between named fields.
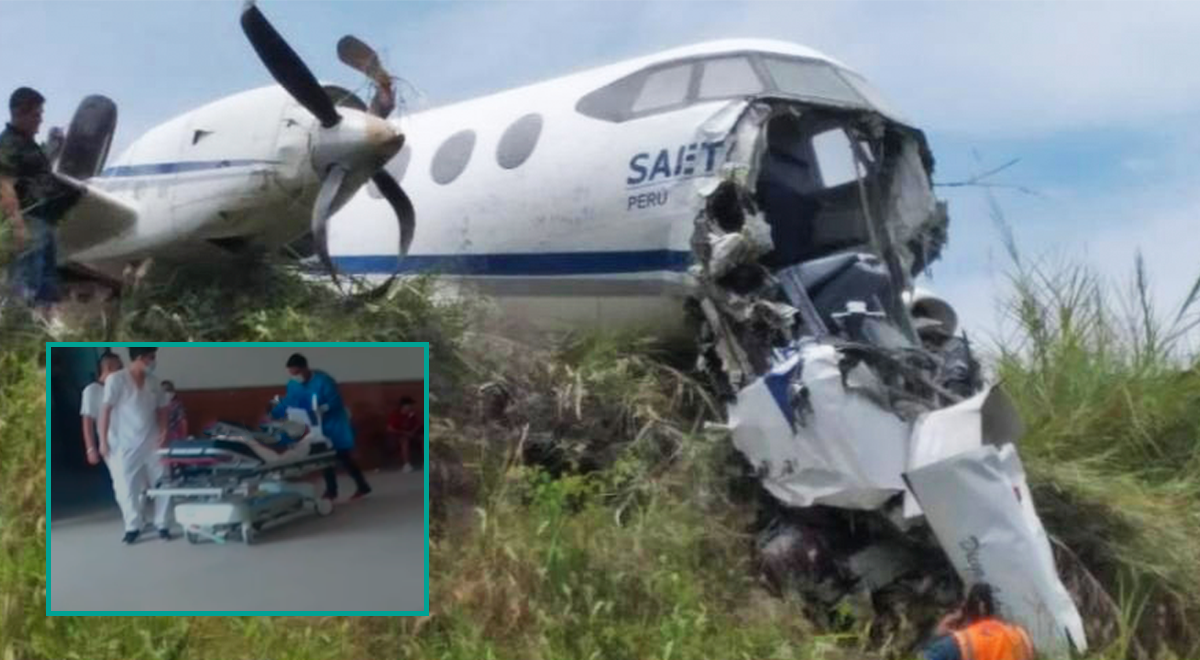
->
xmin=45 ymin=341 xmax=431 ymax=617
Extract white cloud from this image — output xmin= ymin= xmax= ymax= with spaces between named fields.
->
xmin=389 ymin=1 xmax=1200 ymax=137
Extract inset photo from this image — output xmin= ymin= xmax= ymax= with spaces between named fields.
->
xmin=47 ymin=342 xmax=428 ymax=615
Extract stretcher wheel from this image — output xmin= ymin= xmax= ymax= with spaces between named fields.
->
xmin=185 ymin=529 xmax=201 ymax=544
xmin=316 ymin=497 xmax=333 ymax=517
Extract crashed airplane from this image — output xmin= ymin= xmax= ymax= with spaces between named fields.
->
xmin=327 ymin=39 xmax=1088 ymax=655
xmin=40 ymin=4 xmax=1088 ymax=651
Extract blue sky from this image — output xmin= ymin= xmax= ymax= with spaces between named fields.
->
xmin=4 ymin=0 xmax=1198 ymax=345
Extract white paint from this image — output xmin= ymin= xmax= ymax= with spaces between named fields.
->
xmin=123 ymin=346 xmax=425 ymax=391
xmin=61 ymin=33 xmax=915 ymax=336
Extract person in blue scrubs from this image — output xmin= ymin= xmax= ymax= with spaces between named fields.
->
xmin=271 ymin=353 xmax=372 ymax=501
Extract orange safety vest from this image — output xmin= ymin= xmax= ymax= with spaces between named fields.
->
xmin=952 ymin=618 xmax=1035 ymax=660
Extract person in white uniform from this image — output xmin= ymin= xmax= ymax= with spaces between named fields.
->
xmin=79 ymin=351 xmax=122 ymax=465
xmin=97 ymin=346 xmax=173 ymax=544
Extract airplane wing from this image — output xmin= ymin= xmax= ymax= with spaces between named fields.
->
xmin=46 ymin=173 xmax=138 ymax=256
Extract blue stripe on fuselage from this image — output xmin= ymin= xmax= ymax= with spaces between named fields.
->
xmin=331 ymin=250 xmax=694 ymax=276
xmin=97 ymin=159 xmax=280 ymax=178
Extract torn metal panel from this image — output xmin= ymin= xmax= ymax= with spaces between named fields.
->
xmin=881 ymin=137 xmax=947 ymax=276
xmin=728 ymin=343 xmax=911 ymax=510
xmin=903 ymin=384 xmax=1024 ymax=518
xmin=904 ymin=444 xmax=1089 ymax=655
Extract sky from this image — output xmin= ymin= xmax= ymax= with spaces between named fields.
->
xmin=3 ymin=0 xmax=1198 ymax=347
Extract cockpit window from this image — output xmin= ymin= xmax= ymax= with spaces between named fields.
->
xmin=839 ymin=70 xmax=905 ymax=121
xmin=698 ymin=56 xmax=764 ymax=99
xmin=761 ymin=57 xmax=864 ymax=106
xmin=576 ymin=52 xmax=891 ymax=123
xmin=630 ymin=63 xmax=693 ymax=114
xmin=811 ymin=128 xmax=863 ymax=188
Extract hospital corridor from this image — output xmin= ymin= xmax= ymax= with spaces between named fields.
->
xmin=47 ymin=344 xmax=428 ymax=613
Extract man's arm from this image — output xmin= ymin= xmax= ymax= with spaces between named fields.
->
xmin=81 ymin=417 xmax=96 ymax=451
xmin=271 ymin=384 xmax=302 ymax=419
xmin=99 ymin=375 xmax=121 ymax=456
xmin=97 ymin=405 xmax=112 ymax=456
xmin=923 ymin=636 xmax=962 ymax=660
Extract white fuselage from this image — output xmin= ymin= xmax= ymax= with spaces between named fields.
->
xmin=328 ymin=39 xmax=913 ymax=336
xmin=66 ymin=39 xmax=924 ymax=338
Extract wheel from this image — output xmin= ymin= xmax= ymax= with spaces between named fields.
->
xmin=315 ymin=497 xmax=333 ymax=517
xmin=185 ymin=529 xmax=201 ymax=544
xmin=241 ymin=523 xmax=257 ymax=546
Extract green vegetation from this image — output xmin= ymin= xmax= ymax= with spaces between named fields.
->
xmin=992 ymin=250 xmax=1200 ymax=658
xmin=1 ymin=249 xmax=1197 ymax=659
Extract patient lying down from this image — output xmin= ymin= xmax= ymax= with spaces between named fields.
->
xmin=201 ymin=419 xmax=323 ymax=464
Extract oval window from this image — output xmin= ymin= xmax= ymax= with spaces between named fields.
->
xmin=496 ymin=113 xmax=543 ymax=170
xmin=431 ymin=129 xmax=476 ymax=185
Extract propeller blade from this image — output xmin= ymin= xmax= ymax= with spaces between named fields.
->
xmin=372 ymin=170 xmax=415 ymax=259
xmin=241 ymin=0 xmax=341 ymax=128
xmin=313 ymin=164 xmax=348 ymax=285
xmin=337 ymin=34 xmax=395 ymax=118
xmin=337 ymin=35 xmax=384 ymax=80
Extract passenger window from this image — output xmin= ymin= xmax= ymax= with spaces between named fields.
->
xmin=762 ymin=57 xmax=863 ymax=106
xmin=631 ymin=63 xmax=693 ymax=114
xmin=698 ymin=57 xmax=763 ymax=99
xmin=431 ymin=130 xmax=476 ymax=185
xmin=811 ymin=128 xmax=862 ymax=188
xmin=496 ymin=113 xmax=543 ymax=170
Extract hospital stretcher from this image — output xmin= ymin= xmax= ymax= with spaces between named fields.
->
xmin=146 ymin=398 xmax=337 ymax=545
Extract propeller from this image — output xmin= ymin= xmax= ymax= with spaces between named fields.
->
xmin=336 ymin=35 xmax=396 ymax=119
xmin=372 ymin=170 xmax=414 ymax=255
xmin=241 ymin=1 xmax=341 ymax=129
xmin=240 ymin=1 xmax=415 ymax=287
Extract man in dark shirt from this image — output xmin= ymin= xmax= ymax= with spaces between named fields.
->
xmin=1 ymin=87 xmax=69 ymax=309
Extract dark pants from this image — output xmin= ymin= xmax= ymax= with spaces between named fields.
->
xmin=8 ymin=215 xmax=60 ymax=305
xmin=323 ymin=449 xmax=370 ymax=497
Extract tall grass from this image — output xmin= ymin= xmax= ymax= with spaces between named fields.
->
xmin=988 ymin=224 xmax=1200 ymax=656
xmin=2 ymin=247 xmax=1199 ymax=658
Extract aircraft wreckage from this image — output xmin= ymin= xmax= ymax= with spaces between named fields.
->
xmin=678 ymin=98 xmax=1089 ymax=655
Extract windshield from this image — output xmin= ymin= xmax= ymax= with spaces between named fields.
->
xmin=837 ymin=70 xmax=907 ymax=122
xmin=761 ymin=57 xmax=865 ymax=107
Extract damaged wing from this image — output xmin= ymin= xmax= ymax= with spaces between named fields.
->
xmin=905 ymin=444 xmax=1089 ymax=655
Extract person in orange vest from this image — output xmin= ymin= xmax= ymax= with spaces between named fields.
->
xmin=922 ymin=583 xmax=1036 ymax=660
